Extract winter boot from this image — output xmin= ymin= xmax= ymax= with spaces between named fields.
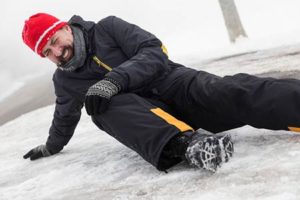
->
xmin=162 ymin=131 xmax=233 ymax=172
xmin=185 ymin=132 xmax=234 ymax=172
xmin=217 ymin=133 xmax=234 ymax=163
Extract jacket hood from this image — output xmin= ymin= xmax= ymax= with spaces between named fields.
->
xmin=68 ymin=15 xmax=94 ymax=31
xmin=68 ymin=15 xmax=95 ymax=55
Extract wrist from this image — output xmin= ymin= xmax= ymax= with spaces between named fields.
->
xmin=103 ymin=77 xmax=121 ymax=93
xmin=37 ymin=145 xmax=52 ymax=157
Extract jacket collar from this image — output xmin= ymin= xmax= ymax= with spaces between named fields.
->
xmin=68 ymin=15 xmax=95 ymax=55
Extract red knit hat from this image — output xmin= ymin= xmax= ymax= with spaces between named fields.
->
xmin=22 ymin=13 xmax=67 ymax=57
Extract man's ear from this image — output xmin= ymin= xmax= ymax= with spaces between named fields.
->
xmin=63 ymin=24 xmax=72 ymax=33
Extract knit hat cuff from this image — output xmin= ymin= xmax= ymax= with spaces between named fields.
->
xmin=35 ymin=21 xmax=67 ymax=57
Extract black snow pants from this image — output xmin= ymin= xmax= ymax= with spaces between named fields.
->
xmin=92 ymin=66 xmax=300 ymax=170
xmin=91 ymin=93 xmax=193 ymax=171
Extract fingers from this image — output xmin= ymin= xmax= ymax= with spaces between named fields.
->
xmin=85 ymin=96 xmax=109 ymax=115
xmin=99 ymin=98 xmax=110 ymax=113
xmin=23 ymin=149 xmax=34 ymax=159
xmin=30 ymin=151 xmax=44 ymax=160
xmin=85 ymin=97 xmax=92 ymax=115
xmin=23 ymin=146 xmax=45 ymax=161
xmin=85 ymin=95 xmax=95 ymax=115
xmin=93 ymin=96 xmax=99 ymax=114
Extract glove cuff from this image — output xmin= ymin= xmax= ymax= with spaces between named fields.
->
xmin=38 ymin=145 xmax=52 ymax=157
xmin=86 ymin=78 xmax=121 ymax=99
xmin=103 ymin=77 xmax=121 ymax=93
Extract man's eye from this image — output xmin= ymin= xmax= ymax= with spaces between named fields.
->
xmin=50 ymin=38 xmax=57 ymax=45
xmin=43 ymin=50 xmax=49 ymax=57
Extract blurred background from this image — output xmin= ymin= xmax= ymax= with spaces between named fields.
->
xmin=1 ymin=0 xmax=300 ymax=124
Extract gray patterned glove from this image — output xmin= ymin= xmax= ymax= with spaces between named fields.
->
xmin=23 ymin=145 xmax=52 ymax=161
xmin=85 ymin=78 xmax=121 ymax=115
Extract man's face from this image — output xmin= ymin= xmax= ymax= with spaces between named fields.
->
xmin=42 ymin=25 xmax=74 ymax=66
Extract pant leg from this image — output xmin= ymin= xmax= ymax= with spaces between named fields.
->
xmin=157 ymin=69 xmax=245 ymax=132
xmin=157 ymin=68 xmax=300 ymax=133
xmin=91 ymin=93 xmax=193 ymax=171
xmin=183 ymin=72 xmax=300 ymax=132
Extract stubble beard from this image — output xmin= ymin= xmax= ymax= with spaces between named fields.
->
xmin=57 ymin=45 xmax=74 ymax=67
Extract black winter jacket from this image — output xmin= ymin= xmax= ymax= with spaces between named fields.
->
xmin=46 ymin=15 xmax=179 ymax=153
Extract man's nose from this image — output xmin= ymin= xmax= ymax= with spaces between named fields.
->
xmin=50 ymin=46 xmax=62 ymax=57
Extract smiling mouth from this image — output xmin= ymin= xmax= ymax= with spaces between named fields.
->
xmin=57 ymin=45 xmax=74 ymax=66
xmin=62 ymin=47 xmax=73 ymax=60
xmin=63 ymin=48 xmax=69 ymax=59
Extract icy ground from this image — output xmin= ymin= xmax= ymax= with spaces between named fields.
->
xmin=1 ymin=44 xmax=300 ymax=200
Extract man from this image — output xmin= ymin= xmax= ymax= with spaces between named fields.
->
xmin=22 ymin=13 xmax=298 ymax=173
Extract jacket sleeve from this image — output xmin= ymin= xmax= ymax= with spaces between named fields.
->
xmin=46 ymin=79 xmax=83 ymax=154
xmin=100 ymin=16 xmax=169 ymax=92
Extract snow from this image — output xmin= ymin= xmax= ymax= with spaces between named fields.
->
xmin=2 ymin=0 xmax=300 ymax=199
xmin=1 ymin=105 xmax=300 ymax=199
xmin=196 ymin=44 xmax=300 ymax=76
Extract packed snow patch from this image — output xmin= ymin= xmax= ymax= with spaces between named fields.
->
xmin=1 ymin=105 xmax=300 ymax=200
